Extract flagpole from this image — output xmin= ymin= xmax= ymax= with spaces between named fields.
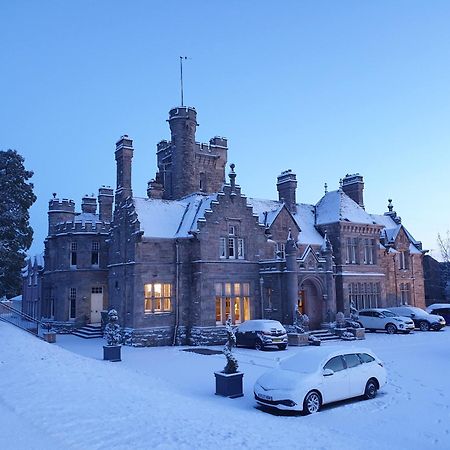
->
xmin=180 ymin=56 xmax=185 ymax=106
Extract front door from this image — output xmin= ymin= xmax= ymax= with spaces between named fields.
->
xmin=90 ymin=287 xmax=103 ymax=323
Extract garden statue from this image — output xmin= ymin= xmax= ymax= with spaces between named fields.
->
xmin=336 ymin=311 xmax=346 ymax=328
xmin=104 ymin=309 xmax=122 ymax=346
xmin=223 ymin=316 xmax=238 ymax=374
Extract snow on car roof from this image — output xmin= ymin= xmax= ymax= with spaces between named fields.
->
xmin=237 ymin=320 xmax=285 ymax=332
xmin=279 ymin=346 xmax=375 ymax=374
xmin=426 ymin=303 xmax=450 ymax=311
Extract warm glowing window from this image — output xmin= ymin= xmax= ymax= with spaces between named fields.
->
xmin=144 ymin=283 xmax=172 ymax=313
xmin=215 ymin=282 xmax=250 ymax=325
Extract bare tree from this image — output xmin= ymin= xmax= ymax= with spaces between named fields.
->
xmin=437 ymin=231 xmax=450 ymax=263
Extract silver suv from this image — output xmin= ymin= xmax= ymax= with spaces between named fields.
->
xmin=358 ymin=308 xmax=415 ymax=334
xmin=388 ymin=306 xmax=445 ymax=331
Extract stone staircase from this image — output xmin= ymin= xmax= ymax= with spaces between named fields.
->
xmin=309 ymin=329 xmax=340 ymax=342
xmin=72 ymin=323 xmax=103 ymax=339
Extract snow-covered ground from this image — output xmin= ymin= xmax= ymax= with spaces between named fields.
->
xmin=1 ymin=322 xmax=449 ymax=450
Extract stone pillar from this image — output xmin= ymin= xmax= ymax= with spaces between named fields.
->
xmin=285 ymin=231 xmax=299 ymax=325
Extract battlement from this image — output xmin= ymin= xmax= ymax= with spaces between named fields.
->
xmin=53 ymin=220 xmax=111 ymax=235
xmin=48 ymin=198 xmax=75 ymax=212
xmin=168 ymin=106 xmax=197 ymax=122
xmin=209 ymin=136 xmax=228 ymax=148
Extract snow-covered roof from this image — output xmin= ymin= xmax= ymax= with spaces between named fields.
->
xmin=133 ymin=193 xmax=217 ymax=238
xmin=315 ymin=190 xmax=376 ymax=226
xmin=248 ymin=198 xmax=324 ymax=245
xmin=74 ymin=212 xmax=101 ymax=224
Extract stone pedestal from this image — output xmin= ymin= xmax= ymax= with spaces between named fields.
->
xmin=349 ymin=327 xmax=365 ymax=340
xmin=288 ymin=333 xmax=309 ymax=346
xmin=43 ymin=332 xmax=56 ymax=343
xmin=103 ymin=345 xmax=121 ymax=362
xmin=214 ymin=371 xmax=244 ymax=398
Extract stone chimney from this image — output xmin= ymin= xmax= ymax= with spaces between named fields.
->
xmin=115 ymin=135 xmax=134 ymax=205
xmin=277 ymin=170 xmax=297 ymax=214
xmin=98 ymin=186 xmax=114 ymax=222
xmin=81 ymin=195 xmax=97 ymax=214
xmin=342 ymin=173 xmax=364 ymax=208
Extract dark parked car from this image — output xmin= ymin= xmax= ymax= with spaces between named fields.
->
xmin=426 ymin=304 xmax=450 ymax=326
xmin=388 ymin=306 xmax=445 ymax=331
xmin=235 ymin=320 xmax=288 ymax=350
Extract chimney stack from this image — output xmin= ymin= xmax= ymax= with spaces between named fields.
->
xmin=342 ymin=173 xmax=364 ymax=209
xmin=81 ymin=195 xmax=97 ymax=214
xmin=115 ymin=134 xmax=134 ymax=205
xmin=98 ymin=186 xmax=114 ymax=222
xmin=277 ymin=170 xmax=297 ymax=214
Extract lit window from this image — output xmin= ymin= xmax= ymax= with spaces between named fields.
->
xmin=144 ymin=283 xmax=172 ymax=313
xmin=214 ymin=282 xmax=250 ymax=325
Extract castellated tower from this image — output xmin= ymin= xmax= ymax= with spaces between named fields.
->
xmin=47 ymin=198 xmax=75 ymax=234
xmin=151 ymin=107 xmax=228 ymax=200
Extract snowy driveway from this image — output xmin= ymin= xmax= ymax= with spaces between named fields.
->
xmin=1 ymin=323 xmax=449 ymax=449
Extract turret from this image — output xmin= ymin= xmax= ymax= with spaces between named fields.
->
xmin=98 ymin=186 xmax=114 ymax=222
xmin=277 ymin=170 xmax=297 ymax=214
xmin=342 ymin=173 xmax=364 ymax=208
xmin=115 ymin=135 xmax=134 ymax=205
xmin=48 ymin=195 xmax=76 ymax=234
xmin=168 ymin=107 xmax=198 ymax=199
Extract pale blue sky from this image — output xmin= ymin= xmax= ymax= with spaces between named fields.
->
xmin=2 ymin=0 xmax=450 ymax=258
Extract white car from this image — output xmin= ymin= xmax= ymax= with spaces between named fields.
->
xmin=254 ymin=346 xmax=386 ymax=414
xmin=388 ymin=306 xmax=446 ymax=331
xmin=358 ymin=308 xmax=415 ymax=334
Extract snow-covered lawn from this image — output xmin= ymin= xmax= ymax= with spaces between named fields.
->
xmin=1 ymin=322 xmax=449 ymax=450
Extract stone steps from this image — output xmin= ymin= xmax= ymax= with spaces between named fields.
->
xmin=72 ymin=324 xmax=103 ymax=339
xmin=309 ymin=329 xmax=340 ymax=342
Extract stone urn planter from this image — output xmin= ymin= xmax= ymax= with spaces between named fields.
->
xmin=43 ymin=331 xmax=56 ymax=343
xmin=214 ymin=371 xmax=244 ymax=398
xmin=215 ymin=317 xmax=243 ymax=398
xmin=103 ymin=344 xmax=121 ymax=362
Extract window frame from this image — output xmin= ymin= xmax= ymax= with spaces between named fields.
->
xmin=144 ymin=283 xmax=173 ymax=314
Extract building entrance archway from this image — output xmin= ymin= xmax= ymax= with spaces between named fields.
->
xmin=298 ymin=279 xmax=323 ymax=330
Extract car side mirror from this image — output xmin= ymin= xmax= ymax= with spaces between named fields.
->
xmin=411 ymin=313 xmax=415 ymax=317
xmin=323 ymin=368 xmax=334 ymax=377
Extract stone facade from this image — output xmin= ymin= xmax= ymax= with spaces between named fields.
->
xmin=29 ymin=105 xmax=427 ymax=346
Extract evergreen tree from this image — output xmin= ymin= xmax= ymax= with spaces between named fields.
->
xmin=0 ymin=150 xmax=36 ymax=298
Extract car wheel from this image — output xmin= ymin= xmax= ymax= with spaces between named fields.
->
xmin=303 ymin=390 xmax=322 ymax=415
xmin=385 ymin=323 xmax=397 ymax=334
xmin=277 ymin=344 xmax=287 ymax=350
xmin=364 ymin=379 xmax=378 ymax=400
xmin=255 ymin=339 xmax=264 ymax=351
xmin=419 ymin=321 xmax=430 ymax=332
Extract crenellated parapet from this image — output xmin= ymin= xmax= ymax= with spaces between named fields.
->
xmin=53 ymin=220 xmax=111 ymax=235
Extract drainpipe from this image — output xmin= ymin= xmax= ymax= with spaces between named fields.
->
xmin=393 ymin=253 xmax=398 ymax=306
xmin=411 ymin=254 xmax=416 ymax=306
xmin=172 ymin=239 xmax=180 ymax=346
xmin=260 ymin=277 xmax=264 ymax=319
